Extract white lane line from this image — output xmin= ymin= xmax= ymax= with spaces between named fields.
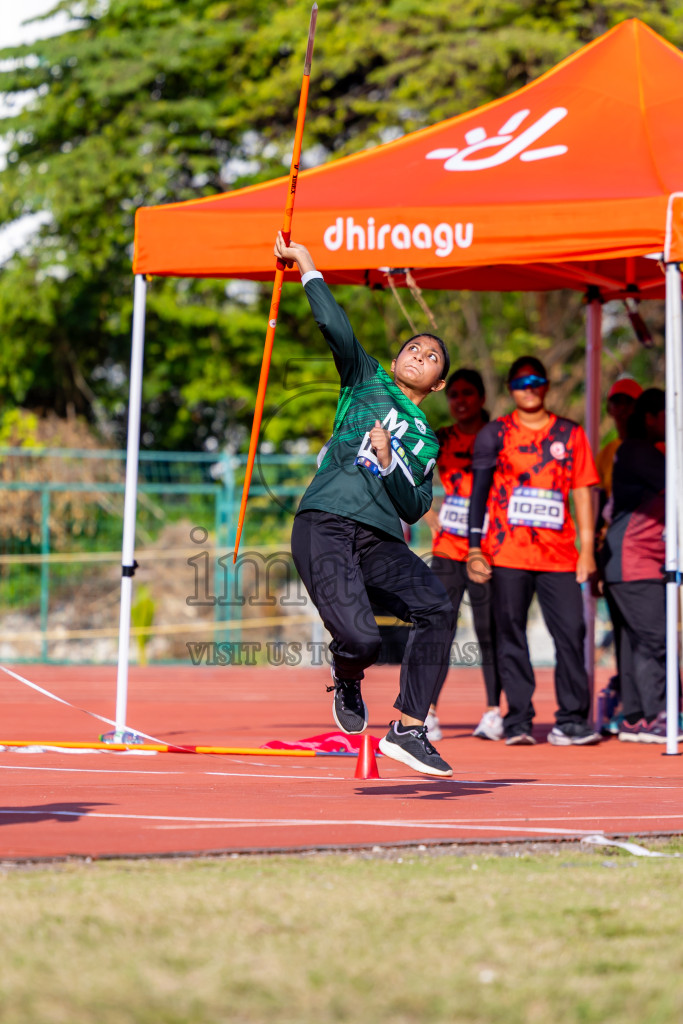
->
xmin=0 ymin=809 xmax=592 ymax=835
xmin=451 ymin=779 xmax=682 ymax=790
xmin=1 ymin=809 xmax=682 ymax=834
xmin=148 ymin=819 xmax=598 ymax=835
xmin=152 ymin=814 xmax=683 ymax=832
xmin=205 ymin=772 xmax=345 ymax=780
xmin=1 ymin=761 xmax=680 ymax=790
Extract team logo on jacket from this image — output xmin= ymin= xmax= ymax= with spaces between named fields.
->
xmin=550 ymin=441 xmax=567 ymax=461
xmin=415 ymin=418 xmax=427 ymax=434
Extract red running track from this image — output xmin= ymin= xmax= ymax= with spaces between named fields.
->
xmin=0 ymin=664 xmax=681 ymax=860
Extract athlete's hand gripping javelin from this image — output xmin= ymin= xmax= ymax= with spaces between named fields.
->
xmin=274 ymin=231 xmax=316 ymax=276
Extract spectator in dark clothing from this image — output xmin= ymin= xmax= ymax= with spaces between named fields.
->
xmin=603 ymin=388 xmax=682 ymax=743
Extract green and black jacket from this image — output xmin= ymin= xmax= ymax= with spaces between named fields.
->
xmin=297 ymin=274 xmax=439 ymax=541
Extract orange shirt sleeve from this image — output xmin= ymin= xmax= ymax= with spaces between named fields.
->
xmin=571 ymin=426 xmax=600 ymax=490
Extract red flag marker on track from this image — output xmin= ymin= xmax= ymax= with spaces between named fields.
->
xmin=233 ymin=4 xmax=318 ymax=562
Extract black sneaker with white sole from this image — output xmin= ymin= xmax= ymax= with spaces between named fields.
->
xmin=327 ymin=672 xmax=368 ymax=734
xmin=379 ymin=721 xmax=453 ymax=777
xmin=548 ymin=722 xmax=601 ymax=746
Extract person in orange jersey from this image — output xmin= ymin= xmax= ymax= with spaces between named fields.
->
xmin=423 ymin=369 xmax=502 ymax=743
xmin=467 ymin=356 xmax=601 ymax=746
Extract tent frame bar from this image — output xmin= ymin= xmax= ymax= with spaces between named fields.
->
xmin=113 ymin=274 xmax=147 ymax=737
xmin=665 ymin=262 xmax=682 ymax=754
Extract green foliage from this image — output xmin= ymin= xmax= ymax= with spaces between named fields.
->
xmin=0 ymin=0 xmax=677 ymax=448
xmin=131 ymin=582 xmax=155 ymax=664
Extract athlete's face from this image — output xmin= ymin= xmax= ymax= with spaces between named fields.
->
xmin=509 ymin=364 xmax=549 ymax=413
xmin=392 ymin=337 xmax=446 ymax=395
xmin=447 ymin=380 xmax=485 ymax=426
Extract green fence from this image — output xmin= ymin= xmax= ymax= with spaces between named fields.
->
xmin=0 ymin=446 xmax=613 ymax=667
xmin=0 ymin=446 xmax=335 ymax=664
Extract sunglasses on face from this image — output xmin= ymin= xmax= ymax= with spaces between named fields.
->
xmin=508 ymin=374 xmax=548 ymax=391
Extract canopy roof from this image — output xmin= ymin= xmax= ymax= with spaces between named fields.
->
xmin=133 ymin=18 xmax=683 ymax=299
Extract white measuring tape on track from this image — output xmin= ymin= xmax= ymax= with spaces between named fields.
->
xmin=0 ymin=663 xmax=177 ymax=749
xmin=0 ymin=664 xmax=340 ymax=769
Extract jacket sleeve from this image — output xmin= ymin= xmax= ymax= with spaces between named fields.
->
xmin=303 ymin=275 xmax=378 ymax=386
xmin=379 ymin=447 xmax=434 ymax=524
xmin=468 ymin=421 xmax=502 ymax=547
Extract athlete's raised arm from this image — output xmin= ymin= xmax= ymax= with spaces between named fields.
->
xmin=274 ymin=232 xmax=376 ymax=386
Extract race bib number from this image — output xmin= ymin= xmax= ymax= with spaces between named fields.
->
xmin=438 ymin=495 xmax=488 ymax=539
xmin=507 ymin=487 xmax=565 ymax=531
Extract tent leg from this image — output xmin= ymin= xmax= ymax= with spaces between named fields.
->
xmin=111 ymin=275 xmax=147 ymax=739
xmin=584 ymin=295 xmax=602 ymax=722
xmin=665 ymin=263 xmax=682 ymax=754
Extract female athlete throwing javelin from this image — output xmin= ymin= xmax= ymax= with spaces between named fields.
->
xmin=276 ymin=232 xmax=456 ymax=777
xmin=467 ymin=357 xmax=601 ymax=746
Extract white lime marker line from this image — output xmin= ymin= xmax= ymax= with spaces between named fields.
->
xmin=3 ymin=809 xmax=682 ymax=837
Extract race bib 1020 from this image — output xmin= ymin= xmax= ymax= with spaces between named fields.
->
xmin=507 ymin=487 xmax=565 ymax=531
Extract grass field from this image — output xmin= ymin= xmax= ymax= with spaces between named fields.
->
xmin=1 ymin=841 xmax=683 ymax=1024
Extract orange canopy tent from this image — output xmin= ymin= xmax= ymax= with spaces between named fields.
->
xmin=134 ymin=18 xmax=683 ymax=297
xmin=115 ymin=19 xmax=683 ymax=748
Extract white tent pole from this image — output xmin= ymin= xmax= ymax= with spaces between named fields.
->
xmin=114 ymin=274 xmax=147 ymax=736
xmin=664 ymin=263 xmax=681 ymax=755
xmin=584 ymin=293 xmax=602 ymax=717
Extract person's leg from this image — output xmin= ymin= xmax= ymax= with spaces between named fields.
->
xmin=426 ymin=555 xmax=466 ymax=709
xmin=466 ymin=571 xmax=502 ymax=707
xmin=291 ymin=510 xmax=381 ymax=732
xmin=353 ymin=533 xmax=455 ymax=777
xmin=608 ymin=581 xmax=666 ymax=721
xmin=291 ymin=510 xmax=382 ymax=676
xmin=491 ymin=567 xmax=536 ymax=739
xmin=535 ymin=572 xmax=600 ymax=744
xmin=465 ymin=569 xmax=503 ymax=739
xmin=604 ymin=583 xmax=643 ymax=724
xmin=359 ymin=536 xmax=456 ymax=723
xmin=603 ymin=587 xmax=626 ymax=701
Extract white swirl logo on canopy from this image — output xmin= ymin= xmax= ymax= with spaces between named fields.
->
xmin=426 ymin=108 xmax=569 ymax=171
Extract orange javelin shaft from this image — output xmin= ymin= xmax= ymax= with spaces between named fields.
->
xmin=233 ymin=3 xmax=318 ymax=562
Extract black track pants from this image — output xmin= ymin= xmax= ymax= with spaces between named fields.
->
xmin=606 ymin=581 xmax=665 ymax=721
xmin=291 ymin=510 xmax=456 ymax=721
xmin=429 ymin=555 xmax=501 ymax=708
xmin=492 ymin=566 xmax=591 ymax=736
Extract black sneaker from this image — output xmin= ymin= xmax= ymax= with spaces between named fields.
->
xmin=379 ymin=722 xmax=453 ymax=777
xmin=505 ymin=731 xmax=536 ymax=746
xmin=327 ymin=672 xmax=368 ymax=734
xmin=548 ymin=722 xmax=601 ymax=746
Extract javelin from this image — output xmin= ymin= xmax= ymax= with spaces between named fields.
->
xmin=233 ymin=3 xmax=318 ymax=562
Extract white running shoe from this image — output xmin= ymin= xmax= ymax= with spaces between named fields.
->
xmin=473 ymin=710 xmax=504 ymax=741
xmin=425 ymin=711 xmax=442 ymax=742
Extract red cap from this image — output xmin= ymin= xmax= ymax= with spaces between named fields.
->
xmin=608 ymin=377 xmax=643 ymax=400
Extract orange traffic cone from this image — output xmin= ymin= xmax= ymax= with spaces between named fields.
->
xmin=354 ymin=733 xmax=380 ymax=779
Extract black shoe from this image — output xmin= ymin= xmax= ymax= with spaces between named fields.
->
xmin=505 ymin=731 xmax=537 ymax=746
xmin=327 ymin=673 xmax=368 ymax=734
xmin=379 ymin=722 xmax=453 ymax=777
xmin=548 ymin=722 xmax=601 ymax=746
